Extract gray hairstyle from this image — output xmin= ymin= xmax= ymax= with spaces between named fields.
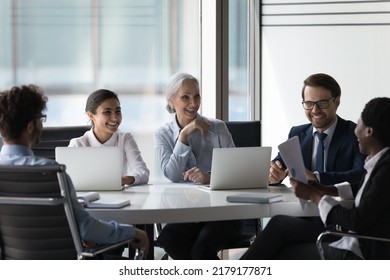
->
xmin=165 ymin=72 xmax=199 ymax=113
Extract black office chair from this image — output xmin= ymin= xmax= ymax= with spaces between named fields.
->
xmin=316 ymin=230 xmax=390 ymax=260
xmin=0 ymin=165 xmax=133 ymax=260
xmin=32 ymin=125 xmax=91 ymax=159
xmin=220 ymin=121 xmax=262 ymax=257
xmin=31 ymin=125 xmax=155 ymax=259
xmin=225 ymin=121 xmax=261 ymax=148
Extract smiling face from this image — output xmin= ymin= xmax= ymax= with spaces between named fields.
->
xmin=170 ymin=80 xmax=201 ymax=127
xmin=354 ymin=117 xmax=375 ymax=156
xmin=303 ymin=86 xmax=339 ymax=132
xmin=87 ymin=98 xmax=122 ymax=143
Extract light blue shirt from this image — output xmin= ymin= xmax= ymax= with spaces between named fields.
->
xmin=154 ymin=114 xmax=235 ymax=182
xmin=0 ymin=144 xmax=136 ymax=244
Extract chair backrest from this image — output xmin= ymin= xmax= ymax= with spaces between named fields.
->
xmin=0 ymin=165 xmax=83 ymax=260
xmin=223 ymin=121 xmax=262 ymax=243
xmin=225 ymin=121 xmax=261 ymax=147
xmin=32 ymin=126 xmax=91 ymax=159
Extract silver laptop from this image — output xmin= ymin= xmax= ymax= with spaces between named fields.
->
xmin=208 ymin=146 xmax=272 ymax=190
xmin=55 ymin=146 xmax=122 ymax=191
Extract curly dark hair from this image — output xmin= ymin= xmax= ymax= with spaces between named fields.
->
xmin=361 ymin=97 xmax=390 ymax=147
xmin=0 ymin=85 xmax=47 ymax=140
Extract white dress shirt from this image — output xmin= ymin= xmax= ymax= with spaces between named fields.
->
xmin=69 ymin=129 xmax=149 ymax=185
xmin=154 ymin=114 xmax=235 ymax=183
xmin=318 ymin=147 xmax=390 ymax=259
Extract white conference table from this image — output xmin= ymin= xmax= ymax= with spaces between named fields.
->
xmin=81 ymin=182 xmax=321 ymax=259
xmin=83 ymin=182 xmax=320 ymax=224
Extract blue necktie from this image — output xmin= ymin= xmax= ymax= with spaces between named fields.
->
xmin=315 ymin=132 xmax=327 ymax=172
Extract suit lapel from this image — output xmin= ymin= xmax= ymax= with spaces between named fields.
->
xmin=301 ymin=126 xmax=314 ymax=169
xmin=326 ymin=116 xmax=345 ymax=171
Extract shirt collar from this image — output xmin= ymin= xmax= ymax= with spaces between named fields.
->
xmin=364 ymin=147 xmax=390 ymax=173
xmin=172 ymin=113 xmax=202 ymax=140
xmin=86 ymin=128 xmax=119 ymax=146
xmin=312 ymin=116 xmax=338 ymax=138
xmin=0 ymin=144 xmax=34 ymax=157
xmin=172 ymin=115 xmax=182 ymax=141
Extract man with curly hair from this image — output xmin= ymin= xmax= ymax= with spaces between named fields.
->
xmin=0 ymin=85 xmax=149 ymax=259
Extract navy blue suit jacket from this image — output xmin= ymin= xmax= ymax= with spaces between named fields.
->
xmin=273 ymin=116 xmax=366 ymax=185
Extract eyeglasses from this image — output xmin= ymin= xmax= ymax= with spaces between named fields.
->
xmin=40 ymin=114 xmax=47 ymax=123
xmin=302 ymin=97 xmax=336 ymax=110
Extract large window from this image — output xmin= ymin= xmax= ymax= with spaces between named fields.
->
xmin=0 ymin=0 xmax=200 ymax=179
xmin=228 ymin=0 xmax=249 ymax=120
xmin=0 ymin=0 xmax=259 ymax=179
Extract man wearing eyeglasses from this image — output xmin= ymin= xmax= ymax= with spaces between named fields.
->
xmin=269 ymin=73 xmax=366 ymax=185
xmin=0 ymin=85 xmax=149 ymax=259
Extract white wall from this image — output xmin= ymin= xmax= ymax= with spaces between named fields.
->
xmin=261 ymin=1 xmax=390 ymax=158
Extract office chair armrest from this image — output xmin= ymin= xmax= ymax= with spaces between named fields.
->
xmin=81 ymin=239 xmax=134 ymax=259
xmin=316 ymin=230 xmax=390 ymax=260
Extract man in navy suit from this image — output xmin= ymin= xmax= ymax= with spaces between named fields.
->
xmin=269 ymin=73 xmax=366 ymax=185
xmin=242 ymin=97 xmax=390 ymax=260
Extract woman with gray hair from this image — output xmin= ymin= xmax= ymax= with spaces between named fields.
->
xmin=154 ymin=72 xmax=243 ymax=259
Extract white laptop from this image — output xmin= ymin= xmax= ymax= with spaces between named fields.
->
xmin=55 ymin=146 xmax=122 ymax=191
xmin=208 ymin=146 xmax=272 ymax=190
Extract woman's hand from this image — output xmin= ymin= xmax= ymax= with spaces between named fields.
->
xmin=305 ymin=168 xmax=317 ymax=182
xmin=183 ymin=167 xmax=211 ymax=184
xmin=289 ymin=178 xmax=322 ymax=204
xmin=121 ymin=176 xmax=135 ymax=187
xmin=178 ymin=119 xmax=212 ymax=145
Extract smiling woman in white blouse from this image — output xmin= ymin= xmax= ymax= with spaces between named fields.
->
xmin=69 ymin=89 xmax=150 ymax=187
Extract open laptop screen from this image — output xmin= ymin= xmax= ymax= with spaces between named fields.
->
xmin=209 ymin=146 xmax=272 ymax=190
xmin=55 ymin=146 xmax=122 ymax=191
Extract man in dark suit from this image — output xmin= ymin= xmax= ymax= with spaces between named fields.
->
xmin=241 ymin=97 xmax=390 ymax=260
xmin=269 ymin=73 xmax=366 ymax=185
